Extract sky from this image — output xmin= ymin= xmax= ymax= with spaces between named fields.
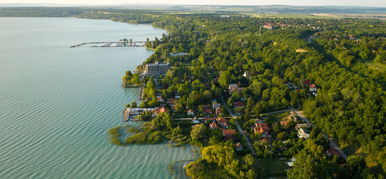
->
xmin=0 ymin=0 xmax=386 ymax=7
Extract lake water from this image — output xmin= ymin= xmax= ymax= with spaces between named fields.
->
xmin=0 ymin=17 xmax=196 ymax=179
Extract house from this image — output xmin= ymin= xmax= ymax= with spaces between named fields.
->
xmin=287 ymin=157 xmax=296 ymax=167
xmin=255 ymin=119 xmax=264 ymax=124
xmin=187 ymin=109 xmax=195 ymax=116
xmin=243 ymin=71 xmax=251 ymax=78
xmin=167 ymin=99 xmax=176 ymax=110
xmin=156 ymin=96 xmax=164 ymax=103
xmin=125 ymin=107 xmax=156 ymax=121
xmin=192 ymin=118 xmax=201 ymax=124
xmin=211 ymin=99 xmax=221 ymax=109
xmin=143 ymin=62 xmax=169 ymax=76
xmin=235 ymin=143 xmax=243 ymax=151
xmin=304 ymin=79 xmax=312 ymax=86
xmin=280 ymin=120 xmax=290 ymax=127
xmin=216 ymin=118 xmax=229 ymax=128
xmin=297 ymin=127 xmax=311 ymax=139
xmin=169 ymin=52 xmax=188 ymax=57
xmin=167 ymin=99 xmax=177 ymax=105
xmin=309 ymin=83 xmax=318 ymax=92
xmin=263 ymin=24 xmax=273 ymax=30
xmin=203 ymin=117 xmax=215 ymax=123
xmin=326 ymin=148 xmax=345 ymax=163
xmin=309 ymin=83 xmax=319 ymax=96
xmin=228 ymin=83 xmax=243 ymax=94
xmin=281 ymin=111 xmax=297 ymax=126
xmin=348 ymin=35 xmax=356 ymax=40
xmin=222 ymin=129 xmax=236 ymax=140
xmin=155 ymin=107 xmax=167 ymax=114
xmin=296 ymin=49 xmax=308 ymax=53
xmin=260 ymin=137 xmax=270 ymax=143
xmin=288 ymin=111 xmax=298 ymax=121
xmin=254 ymin=122 xmax=270 ymax=134
xmin=296 ymin=123 xmax=311 ymax=129
xmin=234 ymin=101 xmax=245 ymax=109
xmin=215 ymin=107 xmax=223 ymax=115
xmin=209 ymin=121 xmax=220 ymax=129
xmin=203 ymin=107 xmax=213 ymax=115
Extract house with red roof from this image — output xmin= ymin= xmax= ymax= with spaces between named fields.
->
xmin=155 ymin=107 xmax=167 ymax=114
xmin=309 ymin=83 xmax=318 ymax=92
xmin=222 ymin=129 xmax=236 ymax=140
xmin=216 ymin=118 xmax=229 ymax=128
xmin=203 ymin=107 xmax=213 ymax=115
xmin=209 ymin=121 xmax=220 ymax=129
xmin=263 ymin=24 xmax=273 ymax=30
xmin=254 ymin=122 xmax=270 ymax=134
xmin=233 ymin=101 xmax=245 ymax=109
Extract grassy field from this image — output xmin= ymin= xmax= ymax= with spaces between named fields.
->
xmin=259 ymin=158 xmax=289 ymax=177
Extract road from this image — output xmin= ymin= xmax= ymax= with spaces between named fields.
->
xmin=221 ymin=98 xmax=257 ymax=157
xmin=261 ymin=109 xmax=292 ymax=116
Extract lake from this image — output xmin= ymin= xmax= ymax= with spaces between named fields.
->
xmin=0 ymin=17 xmax=196 ymax=179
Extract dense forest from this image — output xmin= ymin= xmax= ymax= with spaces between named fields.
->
xmin=3 ymin=7 xmax=384 ymax=178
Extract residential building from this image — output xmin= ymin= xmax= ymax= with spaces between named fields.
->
xmin=297 ymin=127 xmax=311 ymax=139
xmin=169 ymin=52 xmax=188 ymax=57
xmin=254 ymin=122 xmax=270 ymax=134
xmin=143 ymin=62 xmax=169 ymax=76
xmin=234 ymin=101 xmax=245 ymax=109
xmin=209 ymin=121 xmax=220 ymax=129
xmin=296 ymin=49 xmax=308 ymax=53
xmin=187 ymin=109 xmax=195 ymax=116
xmin=155 ymin=107 xmax=167 ymax=114
xmin=215 ymin=107 xmax=222 ymax=115
xmin=216 ymin=118 xmax=229 ymax=128
xmin=228 ymin=83 xmax=243 ymax=94
xmin=222 ymin=129 xmax=236 ymax=140
xmin=211 ymin=99 xmax=221 ymax=109
xmin=263 ymin=24 xmax=273 ymax=30
xmin=203 ymin=107 xmax=213 ymax=115
xmin=309 ymin=83 xmax=318 ymax=92
xmin=235 ymin=143 xmax=243 ymax=151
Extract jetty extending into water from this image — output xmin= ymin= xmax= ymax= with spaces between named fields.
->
xmin=70 ymin=41 xmax=147 ymax=48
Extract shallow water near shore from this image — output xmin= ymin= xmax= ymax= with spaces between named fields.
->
xmin=0 ymin=17 xmax=196 ymax=179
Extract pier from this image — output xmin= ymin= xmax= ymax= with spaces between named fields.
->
xmin=70 ymin=41 xmax=147 ymax=48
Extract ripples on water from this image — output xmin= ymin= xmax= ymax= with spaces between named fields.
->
xmin=0 ymin=17 xmax=196 ymax=179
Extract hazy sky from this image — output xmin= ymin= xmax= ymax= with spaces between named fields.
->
xmin=1 ymin=0 xmax=386 ymax=7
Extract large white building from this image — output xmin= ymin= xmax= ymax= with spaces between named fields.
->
xmin=143 ymin=62 xmax=169 ymax=76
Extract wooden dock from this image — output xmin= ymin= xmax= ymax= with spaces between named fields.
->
xmin=70 ymin=41 xmax=147 ymax=48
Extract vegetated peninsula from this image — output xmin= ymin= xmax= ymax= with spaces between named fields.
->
xmin=3 ymin=7 xmax=383 ymax=178
xmin=83 ymin=10 xmax=384 ymax=178
xmin=88 ymin=10 xmax=384 ymax=178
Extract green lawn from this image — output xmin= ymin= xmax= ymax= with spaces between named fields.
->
xmin=259 ymin=158 xmax=289 ymax=177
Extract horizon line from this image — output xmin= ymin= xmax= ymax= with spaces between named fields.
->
xmin=0 ymin=3 xmax=386 ymax=8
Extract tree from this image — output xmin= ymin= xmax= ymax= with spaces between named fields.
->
xmin=219 ymin=71 xmax=231 ymax=88
xmin=191 ymin=124 xmax=207 ymax=141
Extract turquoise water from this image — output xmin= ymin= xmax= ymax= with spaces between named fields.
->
xmin=0 ymin=17 xmax=196 ymax=179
